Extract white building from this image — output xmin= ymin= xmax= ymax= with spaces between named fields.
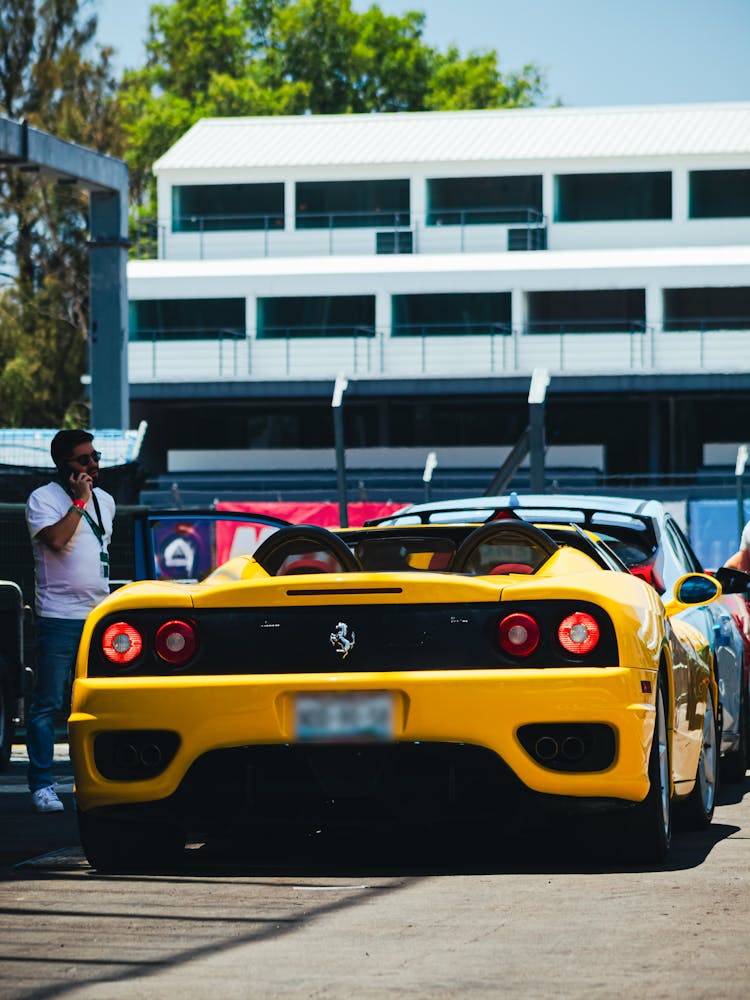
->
xmin=127 ymin=103 xmax=750 ymax=492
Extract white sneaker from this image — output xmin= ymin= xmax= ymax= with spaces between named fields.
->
xmin=31 ymin=785 xmax=64 ymax=813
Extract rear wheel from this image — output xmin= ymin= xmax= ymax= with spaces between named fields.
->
xmin=676 ymin=684 xmax=719 ymax=829
xmin=621 ymin=670 xmax=671 ymax=863
xmin=78 ymin=809 xmax=185 ymax=874
xmin=722 ymin=686 xmax=748 ymax=784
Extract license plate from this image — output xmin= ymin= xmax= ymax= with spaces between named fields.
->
xmin=294 ymin=692 xmax=394 ymax=742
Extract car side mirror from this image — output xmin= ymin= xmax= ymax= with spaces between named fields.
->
xmin=663 ymin=572 xmax=722 ymax=616
xmin=712 ymin=566 xmax=750 ymax=596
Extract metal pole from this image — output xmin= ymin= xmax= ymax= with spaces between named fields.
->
xmin=528 ymin=368 xmax=550 ymax=494
xmin=332 ymin=374 xmax=349 ymax=528
xmin=423 ymin=451 xmax=438 ymax=503
xmin=89 ymin=190 xmax=129 ymax=428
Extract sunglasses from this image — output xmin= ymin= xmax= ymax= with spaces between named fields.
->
xmin=70 ymin=450 xmax=101 ymax=466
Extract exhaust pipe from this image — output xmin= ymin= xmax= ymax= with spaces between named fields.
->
xmin=139 ymin=743 xmax=163 ymax=768
xmin=561 ymin=736 xmax=586 ymax=761
xmin=115 ymin=743 xmax=139 ymax=768
xmin=535 ymin=736 xmax=559 ymax=761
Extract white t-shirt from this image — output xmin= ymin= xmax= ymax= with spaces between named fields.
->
xmin=26 ymin=481 xmax=116 ymax=618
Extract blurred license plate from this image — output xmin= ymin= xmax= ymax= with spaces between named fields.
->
xmin=294 ymin=692 xmax=394 ymax=742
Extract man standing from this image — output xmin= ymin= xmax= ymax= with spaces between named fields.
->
xmin=25 ymin=430 xmax=115 ymax=812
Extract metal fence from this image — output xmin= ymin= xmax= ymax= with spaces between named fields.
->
xmin=127 ymin=321 xmax=750 ymax=382
xmin=131 ymin=207 xmax=548 ymax=260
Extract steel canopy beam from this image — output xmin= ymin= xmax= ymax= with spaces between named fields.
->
xmin=0 ymin=116 xmax=129 ymax=429
xmin=0 ymin=117 xmax=127 ymax=192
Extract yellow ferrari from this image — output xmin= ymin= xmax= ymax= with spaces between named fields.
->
xmin=70 ymin=518 xmax=721 ymax=871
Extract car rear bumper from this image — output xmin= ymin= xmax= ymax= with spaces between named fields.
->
xmin=70 ymin=666 xmax=657 ymax=815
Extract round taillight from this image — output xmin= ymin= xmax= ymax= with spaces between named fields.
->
xmin=498 ymin=612 xmax=540 ymax=657
xmin=102 ymin=622 xmax=143 ymax=665
xmin=558 ymin=612 xmax=600 ymax=654
xmin=155 ymin=620 xmax=197 ymax=666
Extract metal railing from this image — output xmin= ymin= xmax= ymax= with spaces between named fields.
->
xmin=258 ymin=324 xmax=376 ymax=339
xmin=131 ymin=206 xmax=548 ymax=260
xmin=130 ymin=325 xmax=245 ymax=342
xmin=391 ymin=321 xmax=513 ymax=337
xmin=126 ymin=320 xmax=750 ymax=382
xmin=525 ymin=319 xmax=647 ymax=335
xmin=663 ymin=315 xmax=750 ymax=333
xmin=172 ymin=213 xmax=284 ymax=233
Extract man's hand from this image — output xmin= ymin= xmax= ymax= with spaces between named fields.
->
xmin=68 ymin=470 xmax=93 ymax=504
xmin=723 ymin=548 xmax=750 ymax=572
xmin=38 ymin=474 xmax=93 ymax=551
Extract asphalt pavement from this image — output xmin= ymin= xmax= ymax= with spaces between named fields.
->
xmin=0 ymin=743 xmax=79 ymax=870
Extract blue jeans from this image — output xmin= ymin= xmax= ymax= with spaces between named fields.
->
xmin=26 ymin=617 xmax=84 ymax=792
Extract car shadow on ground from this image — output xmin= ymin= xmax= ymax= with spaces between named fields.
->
xmin=716 ymin=772 xmax=750 ymax=806
xmin=143 ymin=806 xmax=741 ymax=881
xmin=164 ymin=772 xmax=747 ymax=879
xmin=6 ymin=750 xmax=744 ymax=882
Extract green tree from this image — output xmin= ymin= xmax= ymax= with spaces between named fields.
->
xmin=263 ymin=1 xmax=435 ymax=113
xmin=0 ymin=0 xmax=123 ymax=428
xmin=427 ymin=49 xmax=545 ymax=111
xmin=120 ymin=0 xmax=546 ymax=209
xmin=142 ymin=0 xmax=248 ymax=99
xmin=0 ymin=272 xmax=91 ymax=427
xmin=354 ymin=5 xmax=434 ymax=112
xmin=119 ymin=0 xmax=308 ymax=206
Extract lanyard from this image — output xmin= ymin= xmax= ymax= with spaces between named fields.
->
xmin=82 ymin=493 xmax=106 ymax=548
xmin=58 ymin=482 xmax=105 ymax=548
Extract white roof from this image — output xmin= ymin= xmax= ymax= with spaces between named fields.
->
xmin=154 ymin=103 xmax=750 ymax=172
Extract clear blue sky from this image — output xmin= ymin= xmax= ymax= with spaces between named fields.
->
xmin=93 ymin=0 xmax=750 ymax=107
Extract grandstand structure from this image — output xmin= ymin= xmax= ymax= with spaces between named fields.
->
xmin=127 ymin=103 xmax=750 ymax=503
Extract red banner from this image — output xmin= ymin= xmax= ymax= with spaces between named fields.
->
xmin=214 ymin=500 xmax=407 ymax=565
xmin=216 ymin=500 xmax=406 ymax=527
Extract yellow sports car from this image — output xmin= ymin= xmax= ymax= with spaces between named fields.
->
xmin=69 ymin=518 xmax=721 ymax=871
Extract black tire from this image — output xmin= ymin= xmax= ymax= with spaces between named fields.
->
xmin=622 ymin=670 xmax=672 ymax=863
xmin=78 ymin=809 xmax=185 ymax=874
xmin=0 ymin=674 xmax=15 ymax=772
xmin=676 ymin=684 xmax=720 ymax=829
xmin=722 ymin=686 xmax=748 ymax=784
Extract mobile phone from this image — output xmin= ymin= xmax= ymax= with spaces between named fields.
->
xmin=56 ymin=463 xmax=82 ymax=490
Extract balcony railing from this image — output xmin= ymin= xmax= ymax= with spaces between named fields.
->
xmin=258 ymin=324 xmax=376 ymax=339
xmin=525 ymin=319 xmax=648 ymax=335
xmin=130 ymin=325 xmax=245 ymax=342
xmin=131 ymin=207 xmax=548 ymax=260
xmin=127 ymin=320 xmax=750 ymax=383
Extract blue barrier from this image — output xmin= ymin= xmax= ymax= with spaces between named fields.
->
xmin=688 ymin=498 xmax=750 ymax=570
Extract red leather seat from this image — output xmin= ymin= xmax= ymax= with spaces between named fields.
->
xmin=489 ymin=562 xmax=534 ymax=575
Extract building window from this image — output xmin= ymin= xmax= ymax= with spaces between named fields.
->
xmin=526 ymin=290 xmax=646 ymax=333
xmin=129 ymin=299 xmax=246 ymax=341
xmin=257 ymin=296 xmax=376 ymax=338
xmin=689 ymin=170 xmax=750 ymax=218
xmin=295 ymin=180 xmax=409 ymax=229
xmin=664 ymin=287 xmax=750 ymax=331
xmin=555 ymin=172 xmax=672 ymax=222
xmin=426 ymin=176 xmax=543 ymax=226
xmin=172 ymin=184 xmax=284 ymax=231
xmin=392 ymin=293 xmax=512 ymax=336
